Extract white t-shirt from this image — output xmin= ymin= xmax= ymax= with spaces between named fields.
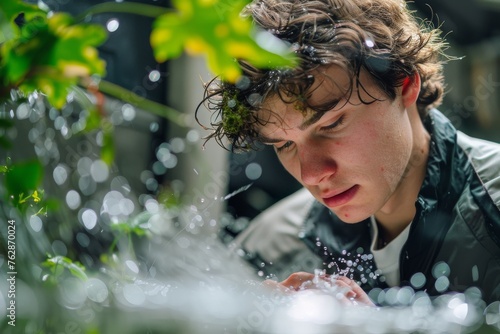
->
xmin=369 ymin=216 xmax=412 ymax=287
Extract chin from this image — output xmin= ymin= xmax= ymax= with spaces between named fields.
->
xmin=331 ymin=207 xmax=370 ymax=224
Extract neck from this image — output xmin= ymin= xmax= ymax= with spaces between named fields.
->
xmin=375 ymin=107 xmax=430 ymax=243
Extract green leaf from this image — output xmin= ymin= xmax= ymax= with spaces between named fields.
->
xmin=18 ymin=67 xmax=77 ymax=108
xmin=100 ymin=129 xmax=115 ymax=166
xmin=42 ymin=255 xmax=88 ymax=281
xmin=111 ymin=211 xmax=151 ymax=237
xmin=150 ymin=0 xmax=297 ymax=82
xmin=5 ymin=160 xmax=43 ymax=201
xmin=1 ymin=11 xmax=107 ymax=108
xmin=0 ymin=0 xmax=45 ymax=22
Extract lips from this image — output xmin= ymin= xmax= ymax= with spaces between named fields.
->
xmin=322 ymin=185 xmax=359 ymax=208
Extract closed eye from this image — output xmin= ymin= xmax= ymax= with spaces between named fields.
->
xmin=320 ymin=114 xmax=345 ymax=132
xmin=275 ymin=140 xmax=294 ymax=153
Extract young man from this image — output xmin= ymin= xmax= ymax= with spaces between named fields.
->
xmin=198 ymin=0 xmax=500 ymax=304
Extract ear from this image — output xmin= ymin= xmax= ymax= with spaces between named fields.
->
xmin=401 ymin=72 xmax=421 ymax=108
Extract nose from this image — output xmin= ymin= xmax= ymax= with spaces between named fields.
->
xmin=298 ymin=142 xmax=337 ymax=186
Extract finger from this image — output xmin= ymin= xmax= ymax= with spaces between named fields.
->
xmin=335 ymin=276 xmax=375 ymax=306
xmin=332 ymin=279 xmax=356 ymax=298
xmin=279 ymin=272 xmax=316 ymax=290
xmin=262 ymin=279 xmax=291 ymax=293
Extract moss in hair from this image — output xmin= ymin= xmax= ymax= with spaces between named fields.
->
xmin=221 ymin=93 xmax=251 ymax=135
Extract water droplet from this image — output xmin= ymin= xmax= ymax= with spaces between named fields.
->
xmin=123 ymin=284 xmax=145 ymax=306
xmin=146 ymin=178 xmax=159 ymax=191
xmin=85 ymin=278 xmax=108 ymax=303
xmin=125 ymin=260 xmax=140 ymax=274
xmin=29 ymin=215 xmax=43 ymax=232
xmin=235 ymin=76 xmax=250 ymax=90
xmin=186 ymin=130 xmax=200 ymax=143
xmin=228 ymin=99 xmax=237 ymax=108
xmin=66 ymin=190 xmax=82 ymax=210
xmin=148 ymin=70 xmax=161 ymax=83
xmin=53 ymin=165 xmax=68 ymax=185
xmin=145 ymin=199 xmax=159 ymax=213
xmin=122 ymin=104 xmax=136 ymax=121
xmin=432 ymin=261 xmax=451 ymax=278
xmin=484 ymin=301 xmax=500 ymax=326
xmin=79 ymin=175 xmax=97 ymax=196
xmin=54 ymin=116 xmax=66 ymax=130
xmin=59 ymin=278 xmax=86 ymax=308
xmin=247 ymin=93 xmax=263 ymax=107
xmin=365 ymin=38 xmax=375 ymax=48
xmin=453 ymin=303 xmax=469 ymax=322
xmin=170 ymin=137 xmax=185 ymax=153
xmin=77 ymin=157 xmax=93 ymax=177
xmin=150 ymin=122 xmax=159 ymax=132
xmin=152 ymin=161 xmax=167 ymax=175
xmin=90 ymin=160 xmax=109 ymax=183
xmin=16 ymin=103 xmax=30 ymax=119
xmin=106 ymin=18 xmax=120 ymax=32
xmin=76 ymin=232 xmax=90 ymax=247
xmin=245 ymin=162 xmax=262 ymax=180
xmin=471 ymin=265 xmax=479 ymax=282
xmin=435 ymin=276 xmax=450 ymax=292
xmin=140 ymin=170 xmax=154 ymax=183
xmin=81 ymin=208 xmax=98 ymax=230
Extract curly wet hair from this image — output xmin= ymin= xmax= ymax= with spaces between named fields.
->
xmin=196 ymin=0 xmax=449 ymax=151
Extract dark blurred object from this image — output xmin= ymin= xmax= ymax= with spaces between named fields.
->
xmin=408 ymin=0 xmax=500 ymax=46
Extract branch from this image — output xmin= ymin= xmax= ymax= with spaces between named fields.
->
xmin=80 ymin=78 xmax=191 ymax=128
xmin=75 ymin=2 xmax=174 ymax=21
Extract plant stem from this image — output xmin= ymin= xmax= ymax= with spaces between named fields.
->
xmin=75 ymin=2 xmax=174 ymax=22
xmin=80 ymin=78 xmax=191 ymax=128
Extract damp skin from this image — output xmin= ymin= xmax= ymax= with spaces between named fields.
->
xmin=257 ymin=65 xmax=429 ymax=237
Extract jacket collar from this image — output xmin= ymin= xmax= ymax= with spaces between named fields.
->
xmin=418 ymin=109 xmax=466 ymax=213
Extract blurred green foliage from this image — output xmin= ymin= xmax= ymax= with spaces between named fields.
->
xmin=0 ymin=3 xmax=107 ymax=108
xmin=0 ymin=1 xmax=296 ymax=332
xmin=152 ymin=0 xmax=296 ymax=82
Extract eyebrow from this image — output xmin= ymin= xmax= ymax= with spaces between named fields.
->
xmin=256 ymin=134 xmax=283 ymax=144
xmin=298 ymin=111 xmax=326 ymax=130
xmin=256 ymin=94 xmax=343 ymax=144
xmin=257 ymin=105 xmax=341 ymax=144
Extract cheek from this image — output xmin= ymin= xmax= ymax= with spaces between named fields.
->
xmin=352 ymin=120 xmax=411 ymax=177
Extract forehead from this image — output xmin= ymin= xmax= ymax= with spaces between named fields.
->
xmin=256 ymin=66 xmax=352 ymax=131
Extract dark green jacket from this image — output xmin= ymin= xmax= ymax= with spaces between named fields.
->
xmin=302 ymin=109 xmax=500 ymax=303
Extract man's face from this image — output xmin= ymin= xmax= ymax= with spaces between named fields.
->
xmin=257 ymin=66 xmax=419 ymax=223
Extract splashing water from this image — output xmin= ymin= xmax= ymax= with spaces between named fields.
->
xmin=3 ymin=93 xmax=498 ymax=334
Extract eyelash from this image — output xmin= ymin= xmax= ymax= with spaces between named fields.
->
xmin=276 ymin=141 xmax=294 ymax=153
xmin=321 ymin=114 xmax=345 ymax=132
xmin=275 ymin=115 xmax=346 ymax=154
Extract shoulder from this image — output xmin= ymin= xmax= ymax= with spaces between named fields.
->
xmin=229 ymin=188 xmax=317 ymax=261
xmin=457 ymin=131 xmax=500 ymax=206
xmin=233 ymin=188 xmax=315 ymax=243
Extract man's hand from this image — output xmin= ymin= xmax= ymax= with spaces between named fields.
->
xmin=264 ymin=271 xmax=375 ymax=306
